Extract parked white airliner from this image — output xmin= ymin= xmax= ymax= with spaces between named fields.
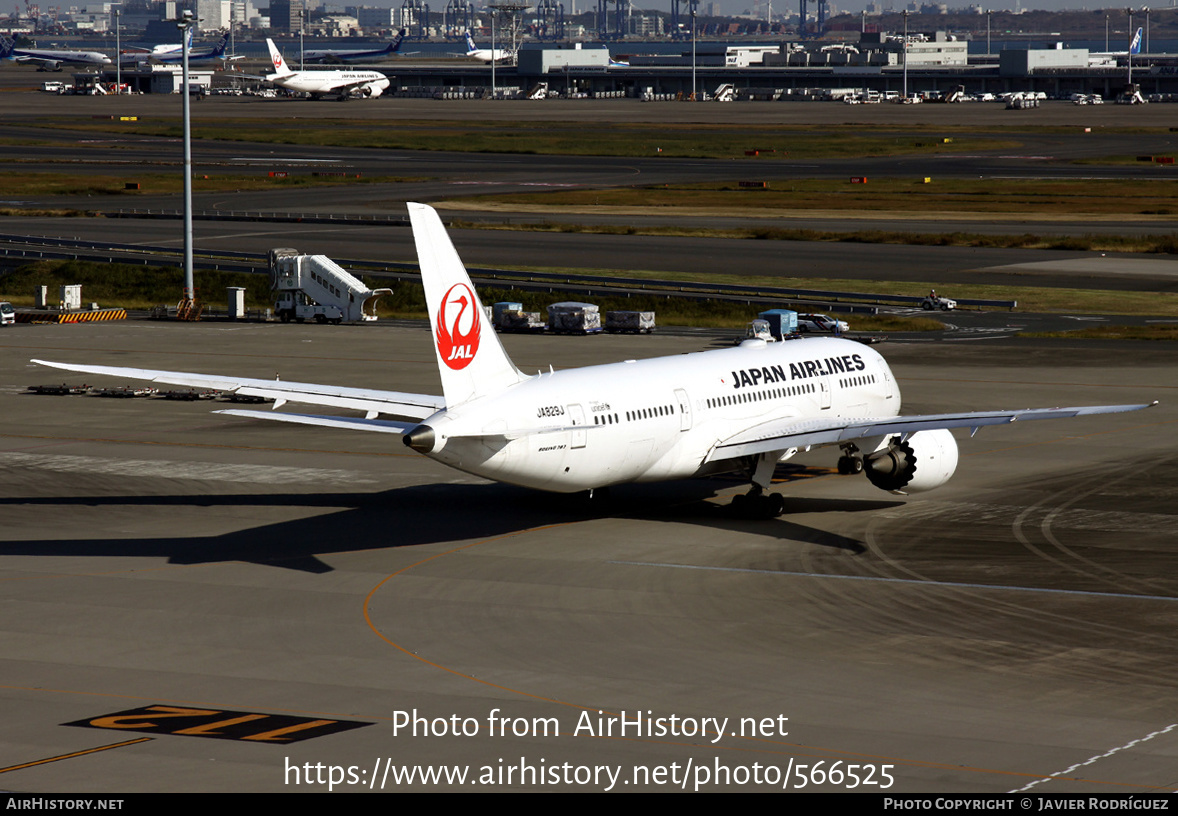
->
xmin=255 ymin=38 xmax=390 ymax=99
xmin=33 ymin=204 xmax=1154 ymax=517
xmin=462 ymin=31 xmax=511 ymax=63
xmin=0 ymin=36 xmax=111 ymax=70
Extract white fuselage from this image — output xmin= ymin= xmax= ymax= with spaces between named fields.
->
xmin=420 ymin=336 xmax=899 ymax=492
xmin=15 ymin=47 xmax=111 ymax=67
xmin=468 ymin=48 xmax=509 ymax=62
xmin=269 ymin=68 xmax=389 ymax=97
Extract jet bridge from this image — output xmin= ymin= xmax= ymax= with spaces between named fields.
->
xmin=269 ymin=248 xmax=392 ymax=324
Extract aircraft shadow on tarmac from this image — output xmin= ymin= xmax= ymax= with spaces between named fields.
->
xmin=0 ymin=477 xmax=901 ymax=572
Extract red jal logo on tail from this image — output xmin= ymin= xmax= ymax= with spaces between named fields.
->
xmin=436 ymin=283 xmax=481 ymax=371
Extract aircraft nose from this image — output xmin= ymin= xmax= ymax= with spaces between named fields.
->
xmin=403 ymin=424 xmax=436 ymax=454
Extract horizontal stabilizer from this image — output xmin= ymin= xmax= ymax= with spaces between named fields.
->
xmin=216 ymin=410 xmax=415 ymax=434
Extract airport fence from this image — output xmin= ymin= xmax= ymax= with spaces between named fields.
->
xmin=0 ymin=230 xmax=1017 ymax=312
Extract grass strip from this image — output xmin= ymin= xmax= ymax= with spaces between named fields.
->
xmin=448 ymin=218 xmax=1178 ymax=256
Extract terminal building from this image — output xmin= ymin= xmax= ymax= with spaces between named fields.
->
xmin=379 ymin=34 xmax=1170 ymax=101
xmin=73 ymin=29 xmax=1178 ymax=101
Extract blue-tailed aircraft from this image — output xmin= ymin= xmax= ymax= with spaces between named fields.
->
xmin=302 ymin=30 xmax=407 ymax=63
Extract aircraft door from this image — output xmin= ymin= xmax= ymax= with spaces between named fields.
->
xmin=567 ymin=403 xmax=586 ymax=449
xmin=674 ymin=388 xmax=692 ymax=431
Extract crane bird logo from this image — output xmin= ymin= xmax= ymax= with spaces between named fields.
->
xmin=436 ymin=283 xmax=481 ymax=371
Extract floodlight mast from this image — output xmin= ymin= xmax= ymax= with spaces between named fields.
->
xmin=177 ymin=10 xmax=198 ymax=318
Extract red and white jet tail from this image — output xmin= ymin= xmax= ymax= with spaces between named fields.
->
xmin=409 ymin=202 xmax=525 ymax=406
xmin=264 ymin=38 xmax=294 ymax=77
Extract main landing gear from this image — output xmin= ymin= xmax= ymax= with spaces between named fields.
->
xmin=731 ymin=485 xmax=785 ymax=519
xmin=837 ymin=443 xmax=864 ymax=475
xmin=730 ymin=451 xmax=787 ymax=519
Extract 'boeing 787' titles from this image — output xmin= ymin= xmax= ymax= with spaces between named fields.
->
xmin=34 ymin=204 xmax=1155 ymax=518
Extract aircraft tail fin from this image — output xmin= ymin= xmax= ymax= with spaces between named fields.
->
xmin=408 ymin=202 xmax=525 ymax=406
xmin=465 ymin=32 xmax=477 ymax=54
xmin=388 ymin=29 xmax=406 ymax=54
xmin=0 ymin=37 xmax=14 ymax=60
xmin=1131 ymin=27 xmax=1143 ymax=55
xmin=265 ymin=38 xmax=293 ymax=76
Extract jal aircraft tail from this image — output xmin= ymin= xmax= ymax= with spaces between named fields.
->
xmin=265 ymin=38 xmax=293 ymax=77
xmin=408 ymin=203 xmax=525 ymax=406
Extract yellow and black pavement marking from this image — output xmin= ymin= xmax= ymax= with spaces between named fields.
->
xmin=16 ymin=309 xmax=127 ymax=323
xmin=66 ymin=705 xmax=371 ymax=744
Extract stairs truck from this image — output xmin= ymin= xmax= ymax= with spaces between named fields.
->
xmin=269 ymin=248 xmax=392 ymax=324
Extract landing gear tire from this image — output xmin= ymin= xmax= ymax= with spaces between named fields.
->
xmin=731 ymin=491 xmax=784 ymax=519
xmin=837 ymin=455 xmax=864 ymax=475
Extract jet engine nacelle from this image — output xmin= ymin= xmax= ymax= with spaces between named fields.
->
xmin=864 ymin=429 xmax=958 ymax=493
xmin=362 ymin=83 xmax=383 ymax=98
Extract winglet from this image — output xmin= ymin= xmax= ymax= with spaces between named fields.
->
xmin=407 ymin=203 xmax=525 ymax=406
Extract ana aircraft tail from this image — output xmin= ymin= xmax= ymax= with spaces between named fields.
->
xmin=408 ymin=202 xmax=525 ymax=406
xmin=0 ymin=37 xmax=14 ymax=60
xmin=208 ymin=34 xmax=228 ymax=58
xmin=387 ymin=29 xmax=406 ymax=55
xmin=265 ymin=38 xmax=293 ymax=77
xmin=1131 ymin=27 xmax=1143 ymax=55
xmin=464 ymin=32 xmax=478 ymax=54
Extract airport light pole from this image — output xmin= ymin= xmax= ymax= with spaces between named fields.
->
xmin=178 ymin=10 xmax=196 ymax=314
xmin=902 ymin=10 xmax=908 ymax=100
xmin=691 ymin=7 xmax=696 ymax=100
xmin=112 ymin=4 xmax=121 ymax=94
xmin=985 ymin=9 xmax=990 ymax=58
xmin=1127 ymin=7 xmax=1133 ymax=89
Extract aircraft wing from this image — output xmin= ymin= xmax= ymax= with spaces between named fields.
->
xmin=317 ymin=77 xmax=384 ymax=95
xmin=31 ymin=359 xmax=444 ymax=420
xmin=706 ymin=403 xmax=1157 ymax=462
xmin=14 ymin=55 xmax=58 ymax=69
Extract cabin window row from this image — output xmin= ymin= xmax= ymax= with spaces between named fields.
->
xmin=838 ymin=374 xmax=876 ymax=388
xmin=705 ymin=382 xmax=815 ymax=410
xmin=624 ymin=404 xmax=675 ymax=423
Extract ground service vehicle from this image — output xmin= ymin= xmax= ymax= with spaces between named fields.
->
xmin=270 ymin=248 xmax=391 ymax=324
xmin=796 ymin=313 xmax=849 ymax=334
xmin=921 ymin=296 xmax=957 ymax=311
